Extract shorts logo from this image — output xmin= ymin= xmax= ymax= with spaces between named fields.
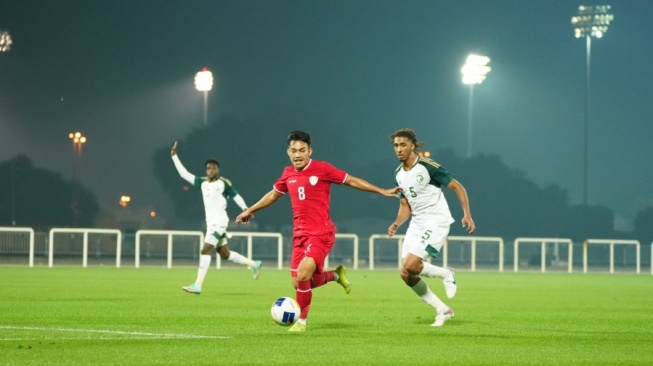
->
xmin=309 ymin=176 xmax=318 ymax=185
xmin=416 ymin=174 xmax=424 ymax=184
xmin=304 ymin=243 xmax=312 ymax=254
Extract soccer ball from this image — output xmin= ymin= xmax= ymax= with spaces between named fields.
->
xmin=271 ymin=297 xmax=300 ymax=326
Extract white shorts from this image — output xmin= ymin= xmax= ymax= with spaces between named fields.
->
xmin=204 ymin=223 xmax=232 ymax=247
xmin=401 ymin=223 xmax=450 ymax=260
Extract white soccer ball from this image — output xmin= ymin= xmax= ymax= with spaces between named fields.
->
xmin=271 ymin=296 xmax=300 ymax=326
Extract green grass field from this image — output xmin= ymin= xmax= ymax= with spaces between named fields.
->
xmin=1 ymin=267 xmax=652 ymax=365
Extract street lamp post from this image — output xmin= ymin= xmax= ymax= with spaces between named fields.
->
xmin=571 ymin=5 xmax=613 ymax=205
xmin=461 ymin=54 xmax=491 ymax=158
xmin=68 ymin=132 xmax=87 ymax=225
xmin=194 ymin=67 xmax=214 ymax=126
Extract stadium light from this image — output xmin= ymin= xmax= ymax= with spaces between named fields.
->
xmin=0 ymin=30 xmax=11 ymax=52
xmin=68 ymin=132 xmax=87 ymax=225
xmin=194 ymin=67 xmax=214 ymax=126
xmin=571 ymin=5 xmax=613 ymax=205
xmin=119 ymin=195 xmax=131 ymax=207
xmin=461 ymin=54 xmax=491 ymax=158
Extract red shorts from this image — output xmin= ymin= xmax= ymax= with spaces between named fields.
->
xmin=290 ymin=233 xmax=335 ymax=277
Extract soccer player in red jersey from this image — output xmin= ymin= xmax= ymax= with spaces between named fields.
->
xmin=236 ymin=130 xmax=399 ymax=332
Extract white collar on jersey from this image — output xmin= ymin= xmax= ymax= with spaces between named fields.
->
xmin=295 ymin=159 xmax=313 ymax=172
xmin=402 ymin=154 xmax=419 ymax=171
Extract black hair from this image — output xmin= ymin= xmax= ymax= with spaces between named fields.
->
xmin=205 ymin=159 xmax=220 ymax=168
xmin=287 ymin=130 xmax=311 ymax=147
xmin=389 ymin=128 xmax=424 ymax=150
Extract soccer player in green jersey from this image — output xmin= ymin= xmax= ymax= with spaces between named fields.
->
xmin=171 ymin=141 xmax=262 ymax=295
xmin=387 ymin=128 xmax=475 ymax=327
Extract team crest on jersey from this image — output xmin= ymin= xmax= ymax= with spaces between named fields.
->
xmin=416 ymin=174 xmax=424 ymax=184
xmin=309 ymin=176 xmax=318 ymax=185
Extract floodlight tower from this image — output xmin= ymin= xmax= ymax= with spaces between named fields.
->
xmin=571 ymin=5 xmax=613 ymax=205
xmin=68 ymin=132 xmax=87 ymax=225
xmin=461 ymin=54 xmax=491 ymax=158
xmin=194 ymin=67 xmax=214 ymax=126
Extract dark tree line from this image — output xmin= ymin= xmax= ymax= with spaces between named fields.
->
xmin=1 ymin=116 xmax=647 ymax=245
xmin=152 ymin=115 xmax=650 ymax=244
xmin=0 ymin=155 xmax=99 ymax=228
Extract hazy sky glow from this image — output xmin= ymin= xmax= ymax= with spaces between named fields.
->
xmin=1 ymin=1 xmax=651 ymax=230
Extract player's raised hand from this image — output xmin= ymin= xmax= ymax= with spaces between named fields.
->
xmin=171 ymin=141 xmax=178 ymax=156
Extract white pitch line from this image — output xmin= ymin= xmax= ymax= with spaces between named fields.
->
xmin=0 ymin=326 xmax=231 ymax=339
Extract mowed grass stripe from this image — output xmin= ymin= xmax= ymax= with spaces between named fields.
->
xmin=1 ymin=267 xmax=652 ymax=365
xmin=0 ymin=325 xmax=230 ymax=339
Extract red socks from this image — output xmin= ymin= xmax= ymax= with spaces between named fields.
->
xmin=296 ymin=279 xmax=312 ymax=319
xmin=310 ymin=271 xmax=335 ymax=288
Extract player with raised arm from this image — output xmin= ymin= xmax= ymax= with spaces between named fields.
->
xmin=171 ymin=141 xmax=262 ymax=295
xmin=236 ymin=130 xmax=399 ymax=332
xmin=387 ymin=128 xmax=475 ymax=327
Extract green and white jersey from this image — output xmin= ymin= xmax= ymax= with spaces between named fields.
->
xmin=394 ymin=156 xmax=455 ymax=227
xmin=172 ymin=155 xmax=246 ymax=226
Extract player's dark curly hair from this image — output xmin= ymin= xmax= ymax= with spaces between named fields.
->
xmin=205 ymin=159 xmax=220 ymax=168
xmin=389 ymin=128 xmax=424 ymax=151
xmin=287 ymin=130 xmax=311 ymax=147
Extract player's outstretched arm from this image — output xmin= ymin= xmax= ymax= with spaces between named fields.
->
xmin=170 ymin=141 xmax=195 ymax=184
xmin=171 ymin=141 xmax=178 ymax=156
xmin=236 ymin=189 xmax=283 ymax=224
xmin=388 ymin=197 xmax=411 ymax=238
xmin=447 ymin=179 xmax=475 ymax=235
xmin=344 ymin=175 xmax=400 ymax=197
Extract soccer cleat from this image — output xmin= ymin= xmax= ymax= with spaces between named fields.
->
xmin=334 ymin=264 xmax=351 ymax=294
xmin=288 ymin=321 xmax=306 ymax=333
xmin=442 ymin=266 xmax=457 ymax=299
xmin=432 ymin=308 xmax=454 ymax=327
xmin=250 ymin=260 xmax=262 ymax=280
xmin=182 ymin=284 xmax=201 ymax=295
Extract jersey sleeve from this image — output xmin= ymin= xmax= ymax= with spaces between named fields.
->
xmin=172 ymin=155 xmax=198 ymax=186
xmin=322 ymin=161 xmax=348 ymax=184
xmin=425 ymin=161 xmax=454 ymax=187
xmin=273 ymin=170 xmax=289 ymax=194
xmin=221 ymin=177 xmax=238 ymax=198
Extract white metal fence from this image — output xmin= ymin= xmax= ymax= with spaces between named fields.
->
xmin=0 ymin=227 xmax=648 ymax=274
xmin=513 ymin=237 xmax=573 ymax=273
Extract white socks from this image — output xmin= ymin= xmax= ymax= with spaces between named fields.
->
xmin=195 ymin=254 xmax=211 ymax=288
xmin=419 ymin=262 xmax=448 ymax=278
xmin=411 ymin=278 xmax=448 ymax=313
xmin=194 ymin=251 xmax=256 ymax=289
xmin=227 ymin=251 xmax=256 ymax=267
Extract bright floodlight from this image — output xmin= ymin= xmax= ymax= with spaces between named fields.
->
xmin=461 ymin=54 xmax=491 ymax=85
xmin=194 ymin=67 xmax=213 ymax=91
xmin=0 ymin=30 xmax=12 ymax=52
xmin=571 ymin=5 xmax=614 ymax=39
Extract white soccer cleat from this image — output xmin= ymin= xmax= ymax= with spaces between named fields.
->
xmin=432 ymin=308 xmax=454 ymax=327
xmin=182 ymin=283 xmax=201 ymax=295
xmin=442 ymin=267 xmax=457 ymax=299
xmin=250 ymin=260 xmax=262 ymax=280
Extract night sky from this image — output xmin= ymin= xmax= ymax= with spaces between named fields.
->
xmin=1 ymin=1 xmax=651 ymax=230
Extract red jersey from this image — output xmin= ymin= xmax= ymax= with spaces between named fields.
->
xmin=273 ymin=159 xmax=348 ymax=236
